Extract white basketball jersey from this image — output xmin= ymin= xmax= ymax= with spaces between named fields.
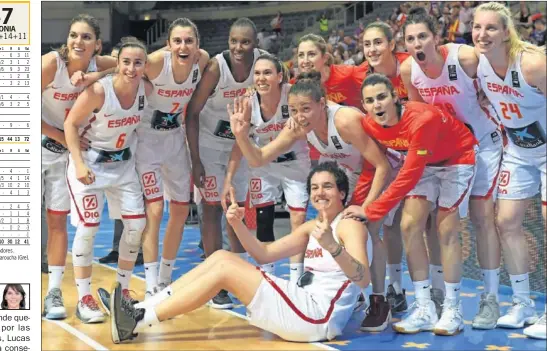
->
xmin=306 ymin=104 xmax=363 ymax=173
xmin=42 ymin=51 xmax=98 ymax=129
xmin=141 ymin=52 xmax=201 ymax=132
xmin=250 ymin=83 xmax=309 ymax=161
xmin=81 ymin=75 xmax=146 ymax=151
xmin=199 ymin=49 xmax=261 ymax=151
xmin=478 ymin=53 xmax=546 ymax=154
xmin=411 ymin=44 xmax=498 ymax=141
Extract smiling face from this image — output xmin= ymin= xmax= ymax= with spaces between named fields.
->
xmin=229 ymin=26 xmax=255 ymax=63
xmin=309 ymin=171 xmax=345 ymax=211
xmin=67 ymin=21 xmax=100 ymax=63
xmin=288 ymin=93 xmax=325 ymax=133
xmin=117 ymin=47 xmax=147 ymax=85
xmin=168 ymin=25 xmax=199 ymax=66
xmin=362 ymin=83 xmax=398 ymax=126
xmin=5 ymin=287 xmax=22 ymax=309
xmin=298 ymin=40 xmax=327 ymax=73
xmin=254 ymin=59 xmax=282 ymax=96
xmin=472 ymin=10 xmax=509 ymax=56
xmin=404 ymin=23 xmax=438 ymax=64
xmin=362 ymin=28 xmax=394 ymax=69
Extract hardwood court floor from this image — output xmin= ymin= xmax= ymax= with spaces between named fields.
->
xmin=41 ymin=256 xmax=330 ymax=351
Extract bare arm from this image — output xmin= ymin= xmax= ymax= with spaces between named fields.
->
xmin=221 ymin=143 xmax=244 ymax=210
xmin=336 ymin=109 xmax=390 ymax=209
xmin=144 ymin=49 xmax=167 ymax=81
xmin=41 ymin=52 xmax=68 ymax=144
xmin=522 ymin=52 xmax=547 ymax=97
xmin=457 ymin=44 xmax=479 ymax=79
xmin=400 ymin=56 xmax=424 ymax=102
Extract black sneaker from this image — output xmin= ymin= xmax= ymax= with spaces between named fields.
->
xmin=111 ymin=282 xmax=144 ymax=344
xmin=210 ymin=290 xmax=233 ymax=309
xmin=98 ymin=287 xmax=111 ymax=316
xmin=386 ymin=284 xmax=408 ymax=313
xmin=99 ymin=251 xmax=119 ymax=264
xmin=135 ymin=253 xmax=144 ymax=266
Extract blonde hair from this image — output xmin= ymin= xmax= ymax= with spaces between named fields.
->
xmin=475 ymin=2 xmax=545 ymax=62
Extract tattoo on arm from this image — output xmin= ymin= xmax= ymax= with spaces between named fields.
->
xmin=347 ymin=255 xmax=365 ymax=282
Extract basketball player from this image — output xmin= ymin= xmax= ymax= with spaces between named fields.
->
xmin=110 ymin=161 xmax=371 ymax=344
xmin=64 ymin=37 xmax=152 ymax=323
xmin=41 ymin=14 xmax=117 ymax=320
xmin=473 ymin=2 xmax=546 ymax=339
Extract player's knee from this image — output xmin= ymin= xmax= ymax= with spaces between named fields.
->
xmin=256 ymin=205 xmax=275 ymax=242
xmin=400 ymin=215 xmax=424 ymax=238
xmin=208 ymin=249 xmax=235 ymax=264
xmin=46 ymin=212 xmax=68 ymax=233
xmin=72 ymin=224 xmax=98 ymax=267
xmin=495 ymin=214 xmax=519 ymax=236
xmin=123 ymin=217 xmax=146 ymax=246
xmin=146 ymin=201 xmax=164 ymax=221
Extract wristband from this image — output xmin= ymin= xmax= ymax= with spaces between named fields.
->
xmin=330 ymin=244 xmax=343 ymax=258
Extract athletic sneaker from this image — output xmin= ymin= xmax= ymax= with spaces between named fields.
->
xmin=210 ymin=290 xmax=233 ymax=309
xmin=430 ymin=288 xmax=445 ymax=319
xmin=386 ymin=284 xmax=407 ymax=313
xmin=157 ymin=281 xmax=171 ymax=292
xmin=360 ymin=295 xmax=392 ymax=332
xmin=353 ymin=293 xmax=367 ymax=312
xmin=43 ymin=288 xmax=67 ymax=320
xmin=76 ymin=294 xmax=105 ymax=324
xmin=98 ymin=288 xmax=138 ymax=316
xmin=497 ymin=295 xmax=538 ymax=328
xmin=111 ymin=282 xmax=144 ymax=344
xmin=392 ymin=299 xmax=438 ymax=334
xmin=472 ymin=293 xmax=500 ymax=329
xmin=523 ymin=311 xmax=546 ymax=339
xmin=434 ymin=299 xmax=464 ymax=336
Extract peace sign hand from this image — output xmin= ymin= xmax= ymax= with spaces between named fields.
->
xmin=225 ymin=187 xmax=245 ymax=224
xmin=227 ymin=96 xmax=251 ymax=138
xmin=310 ymin=209 xmax=338 ymax=252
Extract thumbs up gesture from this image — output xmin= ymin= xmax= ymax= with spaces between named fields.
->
xmin=225 ymin=187 xmax=245 ymax=224
xmin=311 ymin=209 xmax=338 ymax=251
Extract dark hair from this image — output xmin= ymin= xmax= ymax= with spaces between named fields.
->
xmin=55 ymin=14 xmax=102 ymax=63
xmin=289 ymin=71 xmax=326 ymax=101
xmin=306 ymin=161 xmax=349 ymax=205
xmin=361 ymin=73 xmax=403 ymax=117
xmin=168 ymin=17 xmax=200 ymax=46
xmin=117 ymin=36 xmax=148 ymax=60
xmin=402 ymin=6 xmax=438 ymax=37
xmin=256 ymin=53 xmax=289 ymax=85
xmin=298 ymin=34 xmax=334 ymax=66
xmin=2 ymin=284 xmax=26 ymax=309
xmin=230 ymin=17 xmax=258 ymax=41
xmin=364 ymin=21 xmax=394 ymax=42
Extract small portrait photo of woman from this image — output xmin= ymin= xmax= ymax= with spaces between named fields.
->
xmin=1 ymin=284 xmax=29 ymax=310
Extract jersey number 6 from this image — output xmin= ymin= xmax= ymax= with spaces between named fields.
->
xmin=116 ymin=133 xmax=126 ymax=148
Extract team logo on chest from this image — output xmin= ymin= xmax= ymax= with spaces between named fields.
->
xmin=281 ymin=105 xmax=289 ymax=119
xmin=448 ymin=65 xmax=457 ymax=81
xmin=511 ymin=71 xmax=520 ymax=88
xmin=331 ymin=136 xmax=343 ymax=150
xmin=138 ymin=95 xmax=145 ymax=110
xmin=192 ymin=69 xmax=199 ymax=83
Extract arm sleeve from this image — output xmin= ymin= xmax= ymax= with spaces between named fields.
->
xmin=365 ymin=113 xmax=440 ymax=221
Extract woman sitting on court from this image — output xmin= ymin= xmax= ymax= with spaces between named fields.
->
xmin=110 ymin=161 xmax=371 ymax=343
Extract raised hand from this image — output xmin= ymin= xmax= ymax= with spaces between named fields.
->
xmin=342 ymin=205 xmax=368 ymax=223
xmin=225 ymin=187 xmax=245 ymax=223
xmin=70 ymin=71 xmax=89 ymax=88
xmin=227 ymin=96 xmax=251 ymax=138
xmin=310 ymin=209 xmax=338 ymax=252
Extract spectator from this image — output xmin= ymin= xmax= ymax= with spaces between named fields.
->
xmin=270 ymin=11 xmax=283 ymax=37
xmin=438 ymin=4 xmax=452 ymax=41
xmin=354 ymin=21 xmax=365 ymax=41
xmin=344 ymin=35 xmax=357 ymax=52
xmin=328 ymin=29 xmax=340 ymax=46
xmin=257 ymin=28 xmax=266 ymax=48
xmin=319 ymin=12 xmax=329 ymax=38
xmin=459 ymin=1 xmax=474 ymax=44
xmin=343 ymin=50 xmax=355 ymax=65
xmin=531 ymin=17 xmax=546 ymax=46
xmin=447 ymin=2 xmax=462 ymax=43
xmin=518 ymin=1 xmax=533 ymax=26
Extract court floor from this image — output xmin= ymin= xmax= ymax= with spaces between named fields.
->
xmin=42 ymin=210 xmax=546 ymax=350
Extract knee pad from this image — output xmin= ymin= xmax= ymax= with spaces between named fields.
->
xmin=72 ymin=224 xmax=99 ymax=267
xmin=119 ymin=218 xmax=145 ymax=262
xmin=256 ymin=205 xmax=275 ymax=243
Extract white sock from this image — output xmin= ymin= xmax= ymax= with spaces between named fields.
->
xmin=260 ymin=263 xmax=275 ymax=275
xmin=134 ymin=285 xmax=173 ymax=310
xmin=430 ymin=264 xmax=445 ymax=292
xmin=387 ymin=263 xmax=403 ymax=294
xmin=158 ymin=258 xmax=175 ymax=285
xmin=48 ymin=266 xmax=65 ymax=292
xmin=144 ymin=262 xmax=159 ymax=292
xmin=289 ymin=263 xmax=303 ymax=283
xmin=509 ymin=273 xmax=530 ymax=301
xmin=482 ymin=268 xmax=500 ymax=300
xmin=116 ymin=268 xmax=132 ymax=290
xmin=134 ymin=306 xmax=160 ymax=333
xmin=75 ymin=278 xmax=91 ymax=300
xmin=445 ymin=281 xmax=461 ymax=303
xmin=413 ymin=279 xmax=431 ymax=301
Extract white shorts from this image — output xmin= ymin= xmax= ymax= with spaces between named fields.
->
xmin=66 ymin=150 xmax=145 ymax=227
xmin=471 ymin=130 xmax=503 ymax=200
xmin=249 ymin=160 xmax=310 ymax=211
xmin=199 ymin=145 xmax=249 ymax=204
xmin=407 ymin=160 xmax=476 ymax=218
xmin=497 ymin=145 xmax=547 ymax=203
xmin=42 ymin=150 xmax=70 ymax=214
xmin=136 ymin=129 xmax=191 ymax=204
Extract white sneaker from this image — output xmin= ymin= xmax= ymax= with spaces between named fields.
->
xmin=434 ymin=299 xmax=464 ymax=336
xmin=76 ymin=294 xmax=105 ymax=324
xmin=497 ymin=295 xmax=538 ymax=328
xmin=392 ymin=299 xmax=438 ymax=334
xmin=523 ymin=312 xmax=546 ymax=339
